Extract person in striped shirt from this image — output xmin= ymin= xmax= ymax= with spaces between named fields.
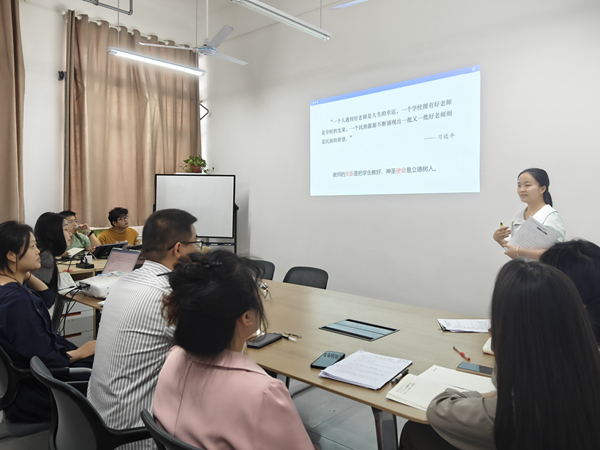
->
xmin=87 ymin=208 xmax=199 ymax=449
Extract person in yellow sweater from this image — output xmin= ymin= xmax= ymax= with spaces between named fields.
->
xmin=98 ymin=207 xmax=139 ymax=246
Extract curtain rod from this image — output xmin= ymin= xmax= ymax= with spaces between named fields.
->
xmin=62 ymin=11 xmax=184 ymax=46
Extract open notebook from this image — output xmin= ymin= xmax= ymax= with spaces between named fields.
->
xmin=386 ymin=365 xmax=495 ymax=411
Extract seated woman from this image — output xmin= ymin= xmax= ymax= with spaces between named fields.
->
xmin=401 ymin=259 xmax=600 ymax=450
xmin=541 ymin=239 xmax=600 ymax=345
xmin=153 ymin=251 xmax=316 ymax=450
xmin=31 ymin=212 xmax=71 ymax=294
xmin=0 ymin=221 xmax=95 ymax=423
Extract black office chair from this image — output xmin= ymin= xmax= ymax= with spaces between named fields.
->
xmin=30 ymin=357 xmax=151 ymax=450
xmin=283 ymin=266 xmax=328 ymax=289
xmin=0 ymin=344 xmax=53 ymax=439
xmin=140 ymin=410 xmax=204 ymax=450
xmin=250 ymin=259 xmax=275 ymax=281
xmin=282 ymin=266 xmax=329 ymax=395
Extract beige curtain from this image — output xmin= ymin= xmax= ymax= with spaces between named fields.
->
xmin=0 ymin=0 xmax=25 ymax=222
xmin=65 ymin=12 xmax=201 ymax=227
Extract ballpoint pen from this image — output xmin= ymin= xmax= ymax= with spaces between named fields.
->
xmin=391 ymin=368 xmax=410 ymax=385
xmin=453 ymin=345 xmax=471 ymax=361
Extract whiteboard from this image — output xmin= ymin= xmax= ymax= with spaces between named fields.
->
xmin=155 ymin=174 xmax=235 ymax=238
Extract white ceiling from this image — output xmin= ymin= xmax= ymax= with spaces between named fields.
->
xmin=25 ymin=0 xmax=357 ymax=45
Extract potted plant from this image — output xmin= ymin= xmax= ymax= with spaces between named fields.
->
xmin=182 ymin=156 xmax=214 ymax=173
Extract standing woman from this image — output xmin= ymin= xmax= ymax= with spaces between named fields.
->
xmin=0 ymin=221 xmax=95 ymax=423
xmin=401 ymin=260 xmax=600 ymax=450
xmin=32 ymin=212 xmax=71 ymax=294
xmin=493 ymin=168 xmax=565 ymax=260
xmin=153 ymin=251 xmax=316 ymax=450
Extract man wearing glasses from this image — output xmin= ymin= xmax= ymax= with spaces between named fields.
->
xmin=88 ymin=209 xmax=199 ymax=449
xmin=60 ymin=210 xmax=101 ymax=253
xmin=98 ymin=207 xmax=139 ymax=246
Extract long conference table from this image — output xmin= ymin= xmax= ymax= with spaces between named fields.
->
xmin=72 ymin=279 xmax=494 ymax=450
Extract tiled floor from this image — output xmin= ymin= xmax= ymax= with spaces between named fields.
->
xmin=285 ymin=377 xmax=408 ymax=450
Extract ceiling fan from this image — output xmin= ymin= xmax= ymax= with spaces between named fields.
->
xmin=139 ymin=0 xmax=249 ymax=66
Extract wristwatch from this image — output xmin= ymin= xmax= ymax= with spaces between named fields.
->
xmin=88 ymin=231 xmax=94 ymax=237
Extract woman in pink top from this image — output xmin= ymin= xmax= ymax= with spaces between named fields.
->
xmin=153 ymin=251 xmax=316 ymax=450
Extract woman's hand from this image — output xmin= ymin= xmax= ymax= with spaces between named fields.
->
xmin=504 ymin=244 xmax=519 ymax=259
xmin=67 ymin=340 xmax=96 ymax=363
xmin=481 ymin=391 xmax=497 ymax=399
xmin=493 ymin=226 xmax=511 ymax=247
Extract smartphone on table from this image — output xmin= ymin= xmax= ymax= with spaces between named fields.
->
xmin=456 ymin=362 xmax=493 ymax=377
xmin=310 ymin=351 xmax=345 ymax=369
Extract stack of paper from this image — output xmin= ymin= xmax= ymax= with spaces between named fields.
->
xmin=386 ymin=365 xmax=495 ymax=411
xmin=437 ymin=319 xmax=491 ymax=333
xmin=318 ymin=349 xmax=412 ymax=390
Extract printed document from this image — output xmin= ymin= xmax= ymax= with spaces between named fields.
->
xmin=508 ymin=217 xmax=559 ymax=250
xmin=318 ymin=349 xmax=412 ymax=390
xmin=437 ymin=319 xmax=491 ymax=333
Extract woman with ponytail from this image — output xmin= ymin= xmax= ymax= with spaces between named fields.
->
xmin=153 ymin=251 xmax=316 ymax=450
xmin=493 ymin=168 xmax=565 ymax=260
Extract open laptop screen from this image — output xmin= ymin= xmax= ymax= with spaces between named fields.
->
xmin=102 ymin=248 xmax=141 ymax=275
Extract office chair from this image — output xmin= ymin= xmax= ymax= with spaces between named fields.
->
xmin=0 ymin=344 xmax=52 ymax=439
xmin=250 ymin=259 xmax=275 ymax=281
xmin=282 ymin=266 xmax=329 ymax=395
xmin=140 ymin=410 xmax=204 ymax=450
xmin=30 ymin=357 xmax=151 ymax=450
xmin=283 ymin=266 xmax=328 ymax=289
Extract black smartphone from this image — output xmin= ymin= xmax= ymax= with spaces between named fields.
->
xmin=310 ymin=351 xmax=345 ymax=369
xmin=456 ymin=362 xmax=494 ymax=377
xmin=247 ymin=333 xmax=282 ymax=349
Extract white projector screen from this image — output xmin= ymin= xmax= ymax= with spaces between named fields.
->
xmin=310 ymin=65 xmax=481 ymax=196
xmin=155 ymin=174 xmax=235 ymax=238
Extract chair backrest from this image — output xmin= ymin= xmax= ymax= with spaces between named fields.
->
xmin=283 ymin=266 xmax=328 ymax=289
xmin=30 ymin=357 xmax=101 ymax=450
xmin=140 ymin=410 xmax=203 ymax=450
xmin=250 ymin=259 xmax=275 ymax=281
xmin=0 ymin=343 xmax=30 ymax=409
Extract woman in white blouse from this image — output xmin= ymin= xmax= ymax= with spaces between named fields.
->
xmin=492 ymin=168 xmax=564 ymax=260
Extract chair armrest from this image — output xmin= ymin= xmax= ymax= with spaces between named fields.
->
xmin=66 ymin=380 xmax=89 ymax=395
xmin=112 ymin=426 xmax=152 ymax=446
xmin=68 ymin=367 xmax=93 ymax=375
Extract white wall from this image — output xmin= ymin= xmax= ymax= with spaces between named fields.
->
xmin=18 ymin=0 xmax=600 ymax=317
xmin=201 ymin=0 xmax=600 ymax=316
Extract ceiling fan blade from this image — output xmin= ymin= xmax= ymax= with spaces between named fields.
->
xmin=212 ymin=51 xmax=249 ymax=66
xmin=206 ymin=25 xmax=234 ymax=49
xmin=139 ymin=42 xmax=196 ymax=51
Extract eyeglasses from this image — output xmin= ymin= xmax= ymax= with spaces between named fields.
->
xmin=118 ymin=215 xmax=130 ymax=222
xmin=66 ymin=218 xmax=78 ymax=224
xmin=166 ymin=239 xmax=203 ymax=251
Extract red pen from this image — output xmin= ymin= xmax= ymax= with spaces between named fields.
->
xmin=453 ymin=345 xmax=471 ymax=361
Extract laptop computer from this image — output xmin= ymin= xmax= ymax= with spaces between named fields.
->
xmin=101 ymin=248 xmax=141 ymax=274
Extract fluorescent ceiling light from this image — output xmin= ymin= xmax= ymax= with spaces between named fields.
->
xmin=231 ymin=0 xmax=331 ymax=41
xmin=331 ymin=0 xmax=369 ymax=9
xmin=107 ymin=47 xmax=206 ymax=76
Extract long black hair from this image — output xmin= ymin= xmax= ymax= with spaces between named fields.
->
xmin=518 ymin=168 xmax=553 ymax=206
xmin=492 ymin=259 xmax=600 ymax=450
xmin=0 ymin=221 xmax=34 ymax=275
xmin=34 ymin=212 xmax=67 ymax=256
xmin=162 ymin=251 xmax=267 ymax=359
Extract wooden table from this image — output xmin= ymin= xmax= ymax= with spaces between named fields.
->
xmin=71 ymin=279 xmax=494 ymax=450
xmin=56 ymin=258 xmax=107 ymax=280
xmin=246 ymin=281 xmax=495 ymax=450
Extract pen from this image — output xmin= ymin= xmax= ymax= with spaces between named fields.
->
xmin=453 ymin=345 xmax=471 ymax=361
xmin=391 ymin=368 xmax=409 ymax=385
xmin=275 ymin=333 xmax=297 ymax=342
xmin=500 ymin=222 xmax=503 ymax=227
